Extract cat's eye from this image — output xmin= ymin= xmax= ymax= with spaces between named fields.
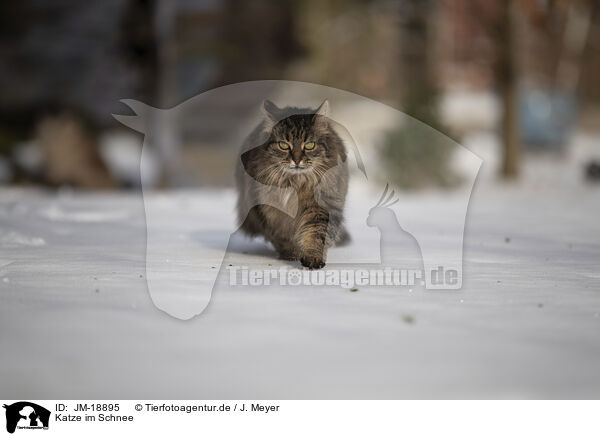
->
xmin=304 ymin=142 xmax=316 ymax=150
xmin=278 ymin=141 xmax=290 ymax=150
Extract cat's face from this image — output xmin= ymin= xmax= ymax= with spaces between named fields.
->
xmin=267 ymin=115 xmax=328 ymax=175
xmin=261 ymin=100 xmax=338 ymax=179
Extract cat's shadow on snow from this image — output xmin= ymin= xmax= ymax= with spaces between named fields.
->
xmin=191 ymin=228 xmax=294 ymax=262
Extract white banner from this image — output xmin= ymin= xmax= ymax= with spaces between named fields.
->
xmin=1 ymin=400 xmax=599 ymax=436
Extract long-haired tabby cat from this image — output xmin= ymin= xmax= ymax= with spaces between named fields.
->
xmin=235 ymin=99 xmax=349 ymax=269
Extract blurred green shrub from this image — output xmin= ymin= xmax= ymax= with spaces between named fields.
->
xmin=379 ymin=121 xmax=459 ymax=189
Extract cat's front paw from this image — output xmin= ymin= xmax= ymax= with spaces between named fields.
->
xmin=300 ymin=255 xmax=325 ymax=270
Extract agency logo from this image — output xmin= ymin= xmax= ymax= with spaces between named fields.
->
xmin=114 ymin=80 xmax=481 ymax=320
xmin=3 ymin=402 xmax=50 ymax=434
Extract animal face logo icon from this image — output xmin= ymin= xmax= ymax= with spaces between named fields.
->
xmin=3 ymin=402 xmax=50 ymax=434
xmin=113 ymin=80 xmax=481 ymax=319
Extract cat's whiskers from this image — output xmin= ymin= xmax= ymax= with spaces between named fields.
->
xmin=254 ymin=162 xmax=282 ymax=184
xmin=265 ymin=163 xmax=288 ymax=186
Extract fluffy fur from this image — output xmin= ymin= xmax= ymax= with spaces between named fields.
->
xmin=235 ymin=99 xmax=349 ymax=269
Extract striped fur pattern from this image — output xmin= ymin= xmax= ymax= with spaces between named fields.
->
xmin=235 ymin=100 xmax=349 ymax=269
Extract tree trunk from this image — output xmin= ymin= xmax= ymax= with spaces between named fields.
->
xmin=499 ymin=0 xmax=520 ymax=178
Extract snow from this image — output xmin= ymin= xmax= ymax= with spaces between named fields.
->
xmin=440 ymin=88 xmax=500 ymax=134
xmin=1 ymin=176 xmax=599 ymax=399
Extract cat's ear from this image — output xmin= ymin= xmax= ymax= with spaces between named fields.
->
xmin=315 ymin=99 xmax=330 ymax=118
xmin=312 ymin=99 xmax=330 ymax=130
xmin=262 ymin=99 xmax=281 ymax=120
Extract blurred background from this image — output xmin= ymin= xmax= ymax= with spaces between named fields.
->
xmin=1 ymin=0 xmax=599 ymax=190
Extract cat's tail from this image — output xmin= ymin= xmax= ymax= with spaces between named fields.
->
xmin=336 ymin=226 xmax=352 ymax=246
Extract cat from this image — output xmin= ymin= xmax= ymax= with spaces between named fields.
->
xmin=235 ymin=99 xmax=349 ymax=269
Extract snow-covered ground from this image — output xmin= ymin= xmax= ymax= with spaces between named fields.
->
xmin=1 ymin=165 xmax=599 ymax=399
